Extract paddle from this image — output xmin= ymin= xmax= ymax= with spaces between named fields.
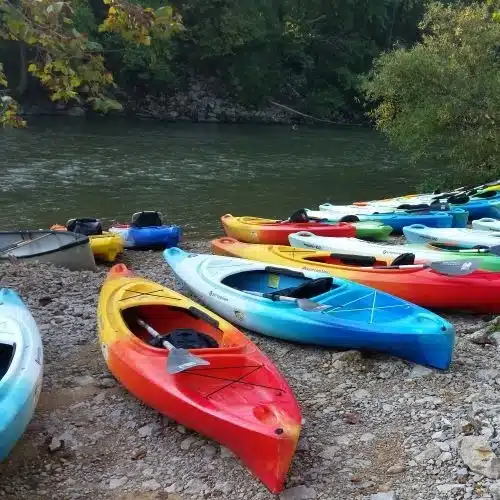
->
xmin=0 ymin=232 xmax=53 ymax=255
xmin=244 ymin=290 xmax=327 ymax=311
xmin=137 ymin=318 xmax=210 ymax=374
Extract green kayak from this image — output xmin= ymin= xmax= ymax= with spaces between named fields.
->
xmin=352 ymin=221 xmax=393 ymax=241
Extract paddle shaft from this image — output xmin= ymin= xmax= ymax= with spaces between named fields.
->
xmin=0 ymin=232 xmax=53 ymax=255
xmin=137 ymin=318 xmax=175 ymax=350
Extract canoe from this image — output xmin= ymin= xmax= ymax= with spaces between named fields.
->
xmin=50 ymin=224 xmax=124 ymax=262
xmin=211 ymin=237 xmax=500 ymax=313
xmin=314 ymin=206 xmax=468 ymax=231
xmin=471 ymin=218 xmax=500 ymax=232
xmin=0 ymin=289 xmax=43 ymax=461
xmin=109 ymin=212 xmax=181 ymax=249
xmin=220 ymin=214 xmax=355 ymax=244
xmin=288 ymin=232 xmax=500 ymax=272
xmin=0 ymin=231 xmax=96 ymax=271
xmin=97 ymin=264 xmax=301 ymax=493
xmin=164 ymin=248 xmax=455 ymax=369
xmin=403 ymin=225 xmax=500 ymax=248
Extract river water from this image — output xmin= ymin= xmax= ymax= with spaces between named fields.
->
xmin=0 ymin=117 xmax=425 ymax=239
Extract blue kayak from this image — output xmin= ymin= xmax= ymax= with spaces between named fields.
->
xmin=109 ymin=211 xmax=181 ymax=249
xmin=0 ymin=289 xmax=43 ymax=461
xmin=315 ymin=206 xmax=468 ymax=232
xmin=163 ymin=247 xmax=455 ymax=369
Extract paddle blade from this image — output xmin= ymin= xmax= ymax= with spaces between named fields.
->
xmin=429 ymin=259 xmax=482 ymax=276
xmin=165 ymin=347 xmax=210 ymax=374
xmin=488 ymin=245 xmax=500 ymax=256
xmin=296 ymin=298 xmax=329 ymax=311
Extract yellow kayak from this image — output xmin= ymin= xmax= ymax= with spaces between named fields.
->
xmin=50 ymin=224 xmax=124 ymax=262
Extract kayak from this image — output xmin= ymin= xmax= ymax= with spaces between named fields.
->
xmin=50 ymin=224 xmax=124 ymax=262
xmin=471 ymin=218 xmax=500 ymax=232
xmin=211 ymin=237 xmax=500 ymax=313
xmin=314 ymin=206 xmax=468 ymax=231
xmin=109 ymin=211 xmax=181 ymax=249
xmin=164 ymin=247 xmax=455 ymax=369
xmin=0 ymin=289 xmax=43 ymax=461
xmin=403 ymin=225 xmax=500 ymax=248
xmin=97 ymin=264 xmax=301 ymax=494
xmin=220 ymin=214 xmax=355 ymax=245
xmin=288 ymin=232 xmax=500 ymax=272
xmin=351 ymin=221 xmax=393 ymax=241
xmin=352 ymin=193 xmax=500 ymax=221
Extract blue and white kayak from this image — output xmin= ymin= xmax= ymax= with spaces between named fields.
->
xmin=109 ymin=225 xmax=181 ymax=249
xmin=163 ymin=247 xmax=455 ymax=369
xmin=403 ymin=225 xmax=500 ymax=248
xmin=0 ymin=289 xmax=43 ymax=461
xmin=471 ymin=218 xmax=500 ymax=232
xmin=313 ymin=206 xmax=468 ymax=231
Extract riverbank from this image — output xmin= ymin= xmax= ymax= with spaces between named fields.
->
xmin=1 ymin=240 xmax=499 ymax=500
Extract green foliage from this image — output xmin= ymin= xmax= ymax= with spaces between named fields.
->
xmin=362 ymin=2 xmax=500 ymax=185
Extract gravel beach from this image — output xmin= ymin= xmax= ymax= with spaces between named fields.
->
xmin=1 ymin=240 xmax=500 ymax=500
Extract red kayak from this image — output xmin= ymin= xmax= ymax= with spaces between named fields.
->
xmin=221 ymin=213 xmax=355 ymax=244
xmin=98 ymin=264 xmax=302 ymax=493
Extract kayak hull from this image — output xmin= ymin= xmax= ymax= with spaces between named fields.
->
xmin=212 ymin=237 xmax=500 ymax=313
xmin=0 ymin=289 xmax=43 ymax=461
xmin=164 ymin=248 xmax=455 ymax=369
xmin=471 ymin=218 xmax=500 ymax=232
xmin=403 ymin=225 xmax=500 ymax=248
xmin=109 ymin=225 xmax=181 ymax=249
xmin=352 ymin=222 xmax=393 ymax=241
xmin=97 ymin=265 xmax=301 ymax=493
xmin=221 ymin=214 xmax=355 ymax=244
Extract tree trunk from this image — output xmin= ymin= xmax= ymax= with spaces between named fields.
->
xmin=16 ymin=42 xmax=28 ymax=96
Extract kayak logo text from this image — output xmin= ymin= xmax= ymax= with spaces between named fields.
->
xmin=209 ymin=290 xmax=229 ymax=302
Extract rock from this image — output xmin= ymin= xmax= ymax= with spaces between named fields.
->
xmin=180 ymin=436 xmax=197 ymax=451
xmin=184 ymin=479 xmax=207 ymax=495
xmin=331 ymin=350 xmax=362 ymax=362
xmin=220 ymin=446 xmax=235 ymax=459
xmin=280 ymin=485 xmax=317 ymax=500
xmin=414 ymin=443 xmax=441 ymax=463
xmin=408 ymin=365 xmax=433 ymax=379
xmin=320 ymin=446 xmax=339 ymax=460
xmin=386 ymin=463 xmax=406 ymax=474
xmin=344 ymin=412 xmax=361 ymax=424
xmin=142 ymin=479 xmax=161 ymax=491
xmin=468 ymin=327 xmax=493 ymax=345
xmin=459 ymin=436 xmax=500 ymax=479
xmin=436 ymin=484 xmax=465 ymax=493
xmin=67 ymin=106 xmax=86 ymax=117
xmin=138 ymin=424 xmax=155 ymax=438
xmin=370 ymin=492 xmax=397 ymax=500
xmin=48 ymin=437 xmax=63 ymax=453
xmin=490 ymin=481 xmax=500 ymax=500
xmin=360 ymin=432 xmax=375 ymax=443
xmin=351 ymin=389 xmax=370 ymax=401
xmin=439 ymin=452 xmax=453 ymax=462
xmin=108 ymin=477 xmax=128 ymax=490
xmin=96 ymin=377 xmax=116 ymax=388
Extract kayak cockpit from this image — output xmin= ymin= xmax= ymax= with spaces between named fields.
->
xmin=221 ymin=267 xmax=338 ymax=298
xmin=0 ymin=342 xmax=15 ymax=384
xmin=121 ymin=304 xmax=224 ymax=349
xmin=302 ymin=252 xmax=416 ymax=269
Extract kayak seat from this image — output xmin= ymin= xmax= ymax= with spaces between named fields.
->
xmin=131 ymin=211 xmax=164 ymax=228
xmin=447 ymin=194 xmax=469 ymax=205
xmin=66 ymin=218 xmax=103 ymax=235
xmin=391 ymin=253 xmax=416 ymax=266
xmin=330 ymin=253 xmax=376 ymax=266
xmin=0 ymin=343 xmax=15 ymax=382
xmin=429 ymin=201 xmax=450 ymax=211
xmin=149 ymin=328 xmax=219 ymax=349
xmin=287 ymin=209 xmax=309 ymax=223
xmin=271 ymin=277 xmax=334 ymax=300
xmin=339 ymin=215 xmax=360 ymax=223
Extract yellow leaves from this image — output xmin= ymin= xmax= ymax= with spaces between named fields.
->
xmin=0 ymin=64 xmax=7 ymax=87
xmin=27 ymin=63 xmax=38 ymax=73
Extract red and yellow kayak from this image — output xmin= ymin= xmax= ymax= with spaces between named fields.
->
xmin=221 ymin=214 xmax=355 ymax=245
xmin=211 ymin=237 xmax=500 ymax=313
xmin=97 ymin=264 xmax=302 ymax=493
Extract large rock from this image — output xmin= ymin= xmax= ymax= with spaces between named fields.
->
xmin=459 ymin=436 xmax=500 ymax=479
xmin=280 ymin=485 xmax=317 ymax=500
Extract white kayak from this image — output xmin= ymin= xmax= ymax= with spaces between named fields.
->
xmin=403 ymin=225 xmax=500 ymax=248
xmin=317 ymin=204 xmax=395 ymax=215
xmin=288 ymin=232 xmax=497 ymax=265
xmin=471 ymin=218 xmax=500 ymax=232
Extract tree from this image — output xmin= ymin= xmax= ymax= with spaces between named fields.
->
xmin=0 ymin=0 xmax=182 ymax=127
xmin=362 ymin=1 xmax=500 ymax=186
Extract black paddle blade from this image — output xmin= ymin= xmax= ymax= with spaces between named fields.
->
xmin=429 ymin=259 xmax=482 ymax=276
xmin=487 ymin=245 xmax=500 ymax=256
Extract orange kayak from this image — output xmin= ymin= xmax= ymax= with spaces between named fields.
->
xmin=97 ymin=264 xmax=302 ymax=493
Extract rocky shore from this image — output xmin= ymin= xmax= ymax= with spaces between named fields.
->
xmin=1 ymin=240 xmax=500 ymax=500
